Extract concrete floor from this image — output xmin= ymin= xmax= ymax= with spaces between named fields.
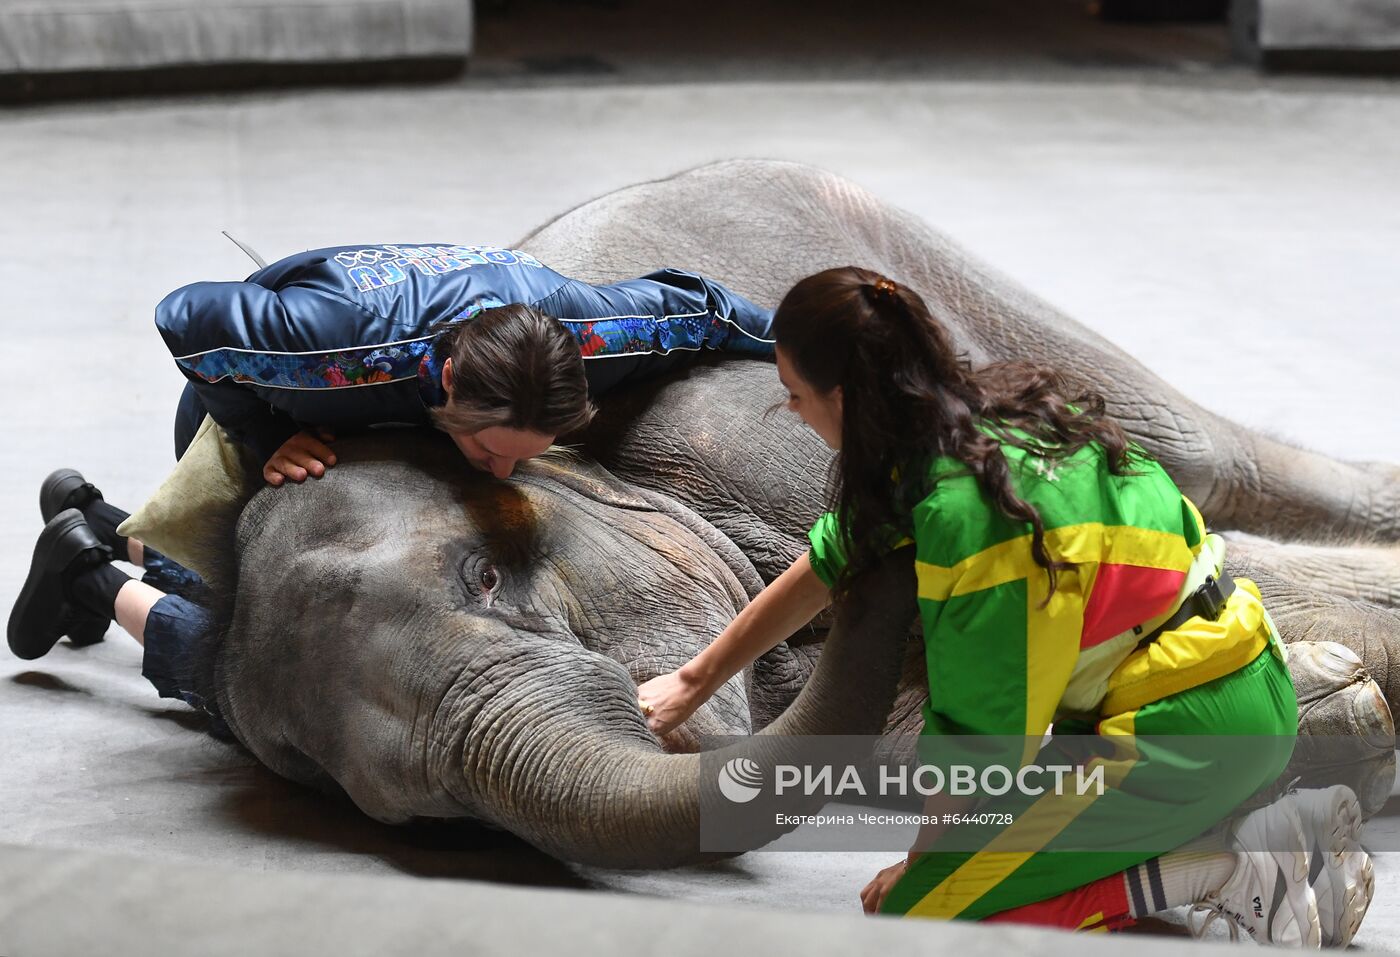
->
xmin=2 ymin=1 xmax=1399 ymax=950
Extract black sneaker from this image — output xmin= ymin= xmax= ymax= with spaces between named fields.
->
xmin=7 ymin=509 xmax=113 ymax=660
xmin=38 ymin=469 xmax=109 ymax=647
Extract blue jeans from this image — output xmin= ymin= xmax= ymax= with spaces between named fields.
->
xmin=139 ymin=547 xmax=231 ymax=737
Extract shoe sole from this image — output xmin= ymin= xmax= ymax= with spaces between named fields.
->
xmin=1272 ymin=847 xmax=1322 ymax=948
xmin=66 ymin=619 xmax=108 ymax=647
xmin=1298 ymin=786 xmax=1373 ymax=948
xmin=39 ymin=468 xmax=95 ymax=524
xmin=37 ymin=470 xmax=109 ymax=647
xmin=7 ymin=510 xmax=88 ymax=660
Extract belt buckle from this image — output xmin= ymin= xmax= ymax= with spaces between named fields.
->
xmin=1193 ymin=575 xmax=1228 ymax=621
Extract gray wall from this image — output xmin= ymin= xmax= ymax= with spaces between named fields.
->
xmin=0 ymin=0 xmax=473 ymax=73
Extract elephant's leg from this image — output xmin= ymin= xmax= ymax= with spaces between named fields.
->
xmin=1227 ymin=535 xmax=1400 ymax=609
xmin=1277 ymin=639 xmax=1396 ymax=818
xmin=1205 ymin=419 xmax=1400 ymax=546
xmin=1227 ymin=555 xmax=1400 ymax=716
xmin=1233 ymin=537 xmax=1400 ymax=817
xmin=1274 ymin=597 xmax=1400 ymax=716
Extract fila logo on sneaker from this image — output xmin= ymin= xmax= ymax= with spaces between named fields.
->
xmin=1253 ymin=895 xmax=1264 ymax=919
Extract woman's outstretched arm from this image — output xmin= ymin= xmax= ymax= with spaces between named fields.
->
xmin=636 ymin=552 xmax=831 ymax=735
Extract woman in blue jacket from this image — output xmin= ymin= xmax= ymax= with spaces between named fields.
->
xmin=8 ymin=243 xmax=775 ymax=715
xmin=159 ymin=242 xmax=775 ymax=483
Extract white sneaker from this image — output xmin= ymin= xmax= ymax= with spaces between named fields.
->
xmin=1285 ymin=786 xmax=1374 ymax=948
xmin=1188 ymin=798 xmax=1321 ymax=947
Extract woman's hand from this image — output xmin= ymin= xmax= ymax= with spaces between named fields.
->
xmin=635 ymin=669 xmax=706 ymax=736
xmin=860 ymin=857 xmax=911 ymax=915
xmin=264 ymin=430 xmax=337 ymax=486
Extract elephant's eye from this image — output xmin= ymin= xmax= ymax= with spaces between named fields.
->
xmin=460 ymin=556 xmax=503 ymax=605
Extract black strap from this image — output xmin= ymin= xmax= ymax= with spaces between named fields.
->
xmin=1134 ymin=574 xmax=1237 ymax=651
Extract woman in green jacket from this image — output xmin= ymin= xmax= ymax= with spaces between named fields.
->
xmin=637 ymin=267 xmax=1371 ymax=947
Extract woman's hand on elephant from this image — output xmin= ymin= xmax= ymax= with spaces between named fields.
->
xmin=264 ymin=429 xmax=337 ymax=486
xmin=860 ymin=858 xmax=910 ymax=915
xmin=635 ymin=669 xmax=704 ymax=735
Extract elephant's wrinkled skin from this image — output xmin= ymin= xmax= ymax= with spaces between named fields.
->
xmin=203 ymin=161 xmax=1400 ymax=868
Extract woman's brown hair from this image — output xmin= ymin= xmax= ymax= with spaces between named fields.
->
xmin=773 ymin=266 xmax=1145 ymax=601
xmin=430 ymin=303 xmax=595 ymax=438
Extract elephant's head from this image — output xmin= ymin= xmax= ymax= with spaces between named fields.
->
xmin=205 ymin=434 xmax=917 ymax=867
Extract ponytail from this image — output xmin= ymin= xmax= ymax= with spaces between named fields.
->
xmin=773 ymin=267 xmax=1146 ymax=603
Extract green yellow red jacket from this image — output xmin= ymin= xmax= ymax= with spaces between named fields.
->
xmin=807 ymin=437 xmax=1210 ymax=756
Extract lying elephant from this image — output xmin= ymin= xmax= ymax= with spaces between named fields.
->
xmin=193 ymin=161 xmax=1399 ymax=867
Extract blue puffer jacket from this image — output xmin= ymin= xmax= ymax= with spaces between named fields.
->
xmin=156 ymin=243 xmax=775 ymax=460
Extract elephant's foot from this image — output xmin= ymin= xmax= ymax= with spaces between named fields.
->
xmin=1283 ymin=641 xmax=1396 ymax=818
xmin=1271 ymin=597 xmax=1400 ymax=721
xmin=1226 ymin=551 xmax=1400 ymax=717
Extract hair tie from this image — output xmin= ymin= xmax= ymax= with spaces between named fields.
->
xmin=872 ymin=277 xmax=898 ymax=300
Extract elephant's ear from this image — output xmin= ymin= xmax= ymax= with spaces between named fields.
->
xmin=517 ymin=452 xmax=766 ymax=604
xmin=516 ymin=455 xmax=660 ymax=513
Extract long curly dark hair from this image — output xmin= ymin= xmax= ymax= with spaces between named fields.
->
xmin=773 ymin=266 xmax=1148 ymax=602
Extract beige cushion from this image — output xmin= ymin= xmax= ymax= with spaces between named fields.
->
xmin=117 ymin=415 xmax=256 ymax=581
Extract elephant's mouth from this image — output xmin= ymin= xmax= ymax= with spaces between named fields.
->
xmin=657 ymin=726 xmax=703 ymax=754
xmin=449 ymin=548 xmax=920 ymax=869
xmin=621 ymin=643 xmax=761 ymax=753
xmin=655 ymin=705 xmax=746 ymax=754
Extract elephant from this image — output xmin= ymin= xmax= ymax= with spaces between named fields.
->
xmin=191 ymin=160 xmax=1400 ymax=868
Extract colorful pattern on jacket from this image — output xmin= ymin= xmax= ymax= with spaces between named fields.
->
xmin=181 ymin=338 xmax=437 ymax=390
xmin=806 ymin=436 xmax=1204 ymax=757
xmin=562 ymin=312 xmax=775 ymax=361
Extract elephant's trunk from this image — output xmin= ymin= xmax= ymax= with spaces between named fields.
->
xmin=450 ymin=549 xmax=918 ymax=868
